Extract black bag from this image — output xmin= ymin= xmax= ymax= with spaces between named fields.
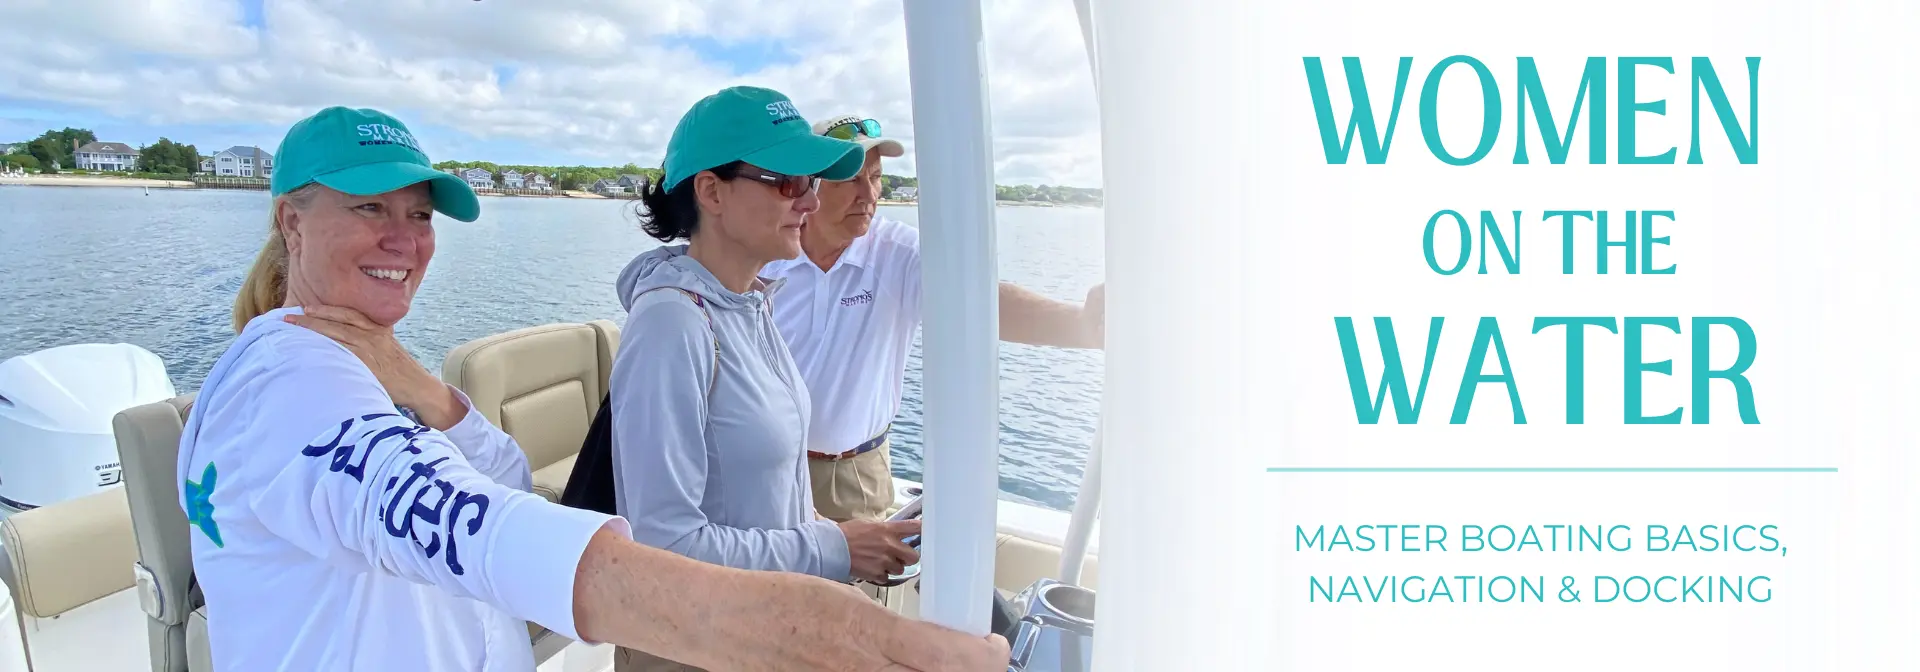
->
xmin=559 ymin=287 xmax=715 ymax=516
xmin=559 ymin=391 xmax=620 ymax=514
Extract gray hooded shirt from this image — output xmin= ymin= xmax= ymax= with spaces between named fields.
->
xmin=610 ymin=244 xmax=851 ymax=581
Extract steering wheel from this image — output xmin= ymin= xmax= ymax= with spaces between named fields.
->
xmin=868 ymin=494 xmax=924 ymax=587
xmin=862 ymin=493 xmax=1024 ymax=648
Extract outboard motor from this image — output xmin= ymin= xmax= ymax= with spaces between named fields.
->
xmin=1004 ymin=578 xmax=1095 ymax=672
xmin=0 ymin=343 xmax=176 ymax=515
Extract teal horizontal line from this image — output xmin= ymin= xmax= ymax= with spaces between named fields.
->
xmin=1266 ymin=467 xmax=1838 ymax=473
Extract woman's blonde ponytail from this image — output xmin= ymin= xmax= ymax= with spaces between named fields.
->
xmin=231 ymin=185 xmax=317 ymax=333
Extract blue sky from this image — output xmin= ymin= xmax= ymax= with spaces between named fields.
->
xmin=0 ymin=0 xmax=1103 ymax=186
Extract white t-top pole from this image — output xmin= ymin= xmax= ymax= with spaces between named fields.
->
xmin=902 ymin=0 xmax=1001 ymax=637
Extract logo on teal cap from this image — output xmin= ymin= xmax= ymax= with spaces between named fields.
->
xmin=271 ymin=106 xmax=481 ymax=223
xmin=662 ymin=86 xmax=867 ymax=192
xmin=354 ymin=123 xmax=423 ymax=152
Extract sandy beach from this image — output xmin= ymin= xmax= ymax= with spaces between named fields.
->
xmin=0 ymin=174 xmax=195 ymax=189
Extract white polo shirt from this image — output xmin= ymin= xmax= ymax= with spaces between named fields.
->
xmin=764 ymin=216 xmax=922 ymax=454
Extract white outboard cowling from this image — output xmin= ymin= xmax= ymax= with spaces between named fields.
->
xmin=0 ymin=343 xmax=176 ymax=514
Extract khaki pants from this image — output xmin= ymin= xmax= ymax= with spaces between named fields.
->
xmin=808 ymin=439 xmax=895 ymax=522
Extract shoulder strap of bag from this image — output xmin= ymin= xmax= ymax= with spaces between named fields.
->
xmin=563 ymin=288 xmax=716 ymax=515
xmin=635 ymin=286 xmax=717 ymax=397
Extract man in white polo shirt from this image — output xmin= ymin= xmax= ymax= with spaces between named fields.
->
xmin=764 ymin=114 xmax=1105 ymax=522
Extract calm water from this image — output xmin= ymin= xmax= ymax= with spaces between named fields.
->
xmin=0 ymin=185 xmax=1105 ymax=511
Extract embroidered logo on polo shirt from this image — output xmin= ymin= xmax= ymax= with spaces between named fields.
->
xmin=840 ymin=289 xmax=874 ymax=307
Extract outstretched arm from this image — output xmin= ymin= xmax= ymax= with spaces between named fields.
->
xmin=571 ymin=528 xmax=1009 ymax=671
xmin=998 ymin=281 xmax=1105 ymax=349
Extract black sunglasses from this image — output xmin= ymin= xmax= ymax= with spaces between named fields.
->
xmin=734 ymin=164 xmax=819 ymax=199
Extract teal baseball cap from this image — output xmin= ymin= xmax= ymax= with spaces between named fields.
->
xmin=662 ymin=86 xmax=865 ymax=192
xmin=270 ymin=106 xmax=480 ymax=222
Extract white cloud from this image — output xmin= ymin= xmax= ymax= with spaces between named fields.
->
xmin=0 ymin=0 xmax=1103 ymax=186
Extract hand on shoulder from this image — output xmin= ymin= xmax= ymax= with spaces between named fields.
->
xmin=280 ymin=305 xmax=466 ymax=430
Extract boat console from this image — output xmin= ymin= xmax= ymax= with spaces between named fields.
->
xmin=870 ymin=492 xmax=925 ymax=587
xmin=1004 ymin=578 xmax=1095 ymax=672
xmin=864 ymin=492 xmax=1098 ymax=671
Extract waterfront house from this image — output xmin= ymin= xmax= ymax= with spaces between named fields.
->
xmin=461 ymin=167 xmax=494 ymax=189
xmin=74 ymin=142 xmax=139 ymax=172
xmin=894 ymin=186 xmax=918 ymax=200
xmin=618 ymin=174 xmax=650 ymax=192
xmin=198 ymin=155 xmax=215 ymax=173
xmin=0 ymin=142 xmax=20 ymax=155
xmin=210 ymin=146 xmax=274 ymax=178
xmin=502 ymin=170 xmax=525 ymax=189
xmin=526 ymin=173 xmax=552 ymax=191
xmin=590 ymin=178 xmax=626 ymax=195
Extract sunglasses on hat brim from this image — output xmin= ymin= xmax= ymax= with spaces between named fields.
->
xmin=824 ymin=118 xmax=882 ymax=141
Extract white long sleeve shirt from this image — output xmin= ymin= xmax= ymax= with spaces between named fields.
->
xmin=178 ymin=307 xmax=628 ymax=671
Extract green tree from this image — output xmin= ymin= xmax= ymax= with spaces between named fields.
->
xmin=28 ymin=139 xmax=65 ymax=173
xmin=426 ymin=159 xmax=666 ymax=192
xmin=1 ymin=153 xmax=39 ymax=171
xmin=138 ymin=138 xmax=199 ymax=175
xmin=28 ymin=127 xmax=97 ymax=169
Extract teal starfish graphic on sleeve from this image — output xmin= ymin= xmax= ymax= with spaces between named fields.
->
xmin=184 ymin=462 xmax=224 ymax=548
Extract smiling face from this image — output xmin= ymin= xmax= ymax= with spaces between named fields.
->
xmin=278 ymin=182 xmax=435 ymax=326
xmin=810 ymin=149 xmax=884 ymax=250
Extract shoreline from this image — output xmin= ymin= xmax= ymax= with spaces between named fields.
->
xmin=879 ymin=199 xmax=1097 ymax=208
xmin=1 ymin=175 xmax=1097 ymax=207
xmin=0 ymin=174 xmax=614 ymax=200
xmin=0 ymin=174 xmax=195 ymax=188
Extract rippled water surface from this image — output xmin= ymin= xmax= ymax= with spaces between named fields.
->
xmin=0 ymin=186 xmax=1105 ymax=511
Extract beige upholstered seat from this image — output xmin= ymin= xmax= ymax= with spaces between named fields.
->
xmin=996 ymin=534 xmax=1098 ymax=592
xmin=439 ymin=319 xmax=619 ymax=662
xmin=1 ymin=486 xmax=140 ymax=621
xmin=441 ymin=320 xmax=620 ymax=504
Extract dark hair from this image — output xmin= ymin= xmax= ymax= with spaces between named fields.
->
xmin=638 ymin=161 xmax=742 ymax=242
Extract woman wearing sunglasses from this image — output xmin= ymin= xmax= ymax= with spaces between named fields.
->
xmin=607 ymin=86 xmax=926 ymax=671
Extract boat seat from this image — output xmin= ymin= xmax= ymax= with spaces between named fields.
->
xmin=110 ymin=394 xmax=199 ymax=672
xmin=1 ymin=486 xmax=139 ymax=619
xmin=995 ymin=533 xmax=1098 ymax=592
xmin=441 ymin=320 xmax=620 ymax=504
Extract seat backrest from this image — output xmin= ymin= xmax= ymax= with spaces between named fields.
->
xmin=112 ymin=394 xmax=197 ymax=672
xmin=588 ymin=319 xmax=619 ymax=394
xmin=1 ymin=488 xmax=138 ymax=619
xmin=442 ymin=322 xmax=612 ymax=473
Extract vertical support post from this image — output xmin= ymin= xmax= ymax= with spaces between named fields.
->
xmin=902 ymin=0 xmax=1001 ymax=636
xmin=1058 ymin=426 xmax=1102 ymax=585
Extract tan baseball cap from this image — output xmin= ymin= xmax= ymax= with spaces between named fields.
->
xmin=812 ymin=115 xmax=904 ymax=158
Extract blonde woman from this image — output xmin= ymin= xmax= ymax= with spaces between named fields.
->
xmin=180 ymin=105 xmax=1006 ymax=671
